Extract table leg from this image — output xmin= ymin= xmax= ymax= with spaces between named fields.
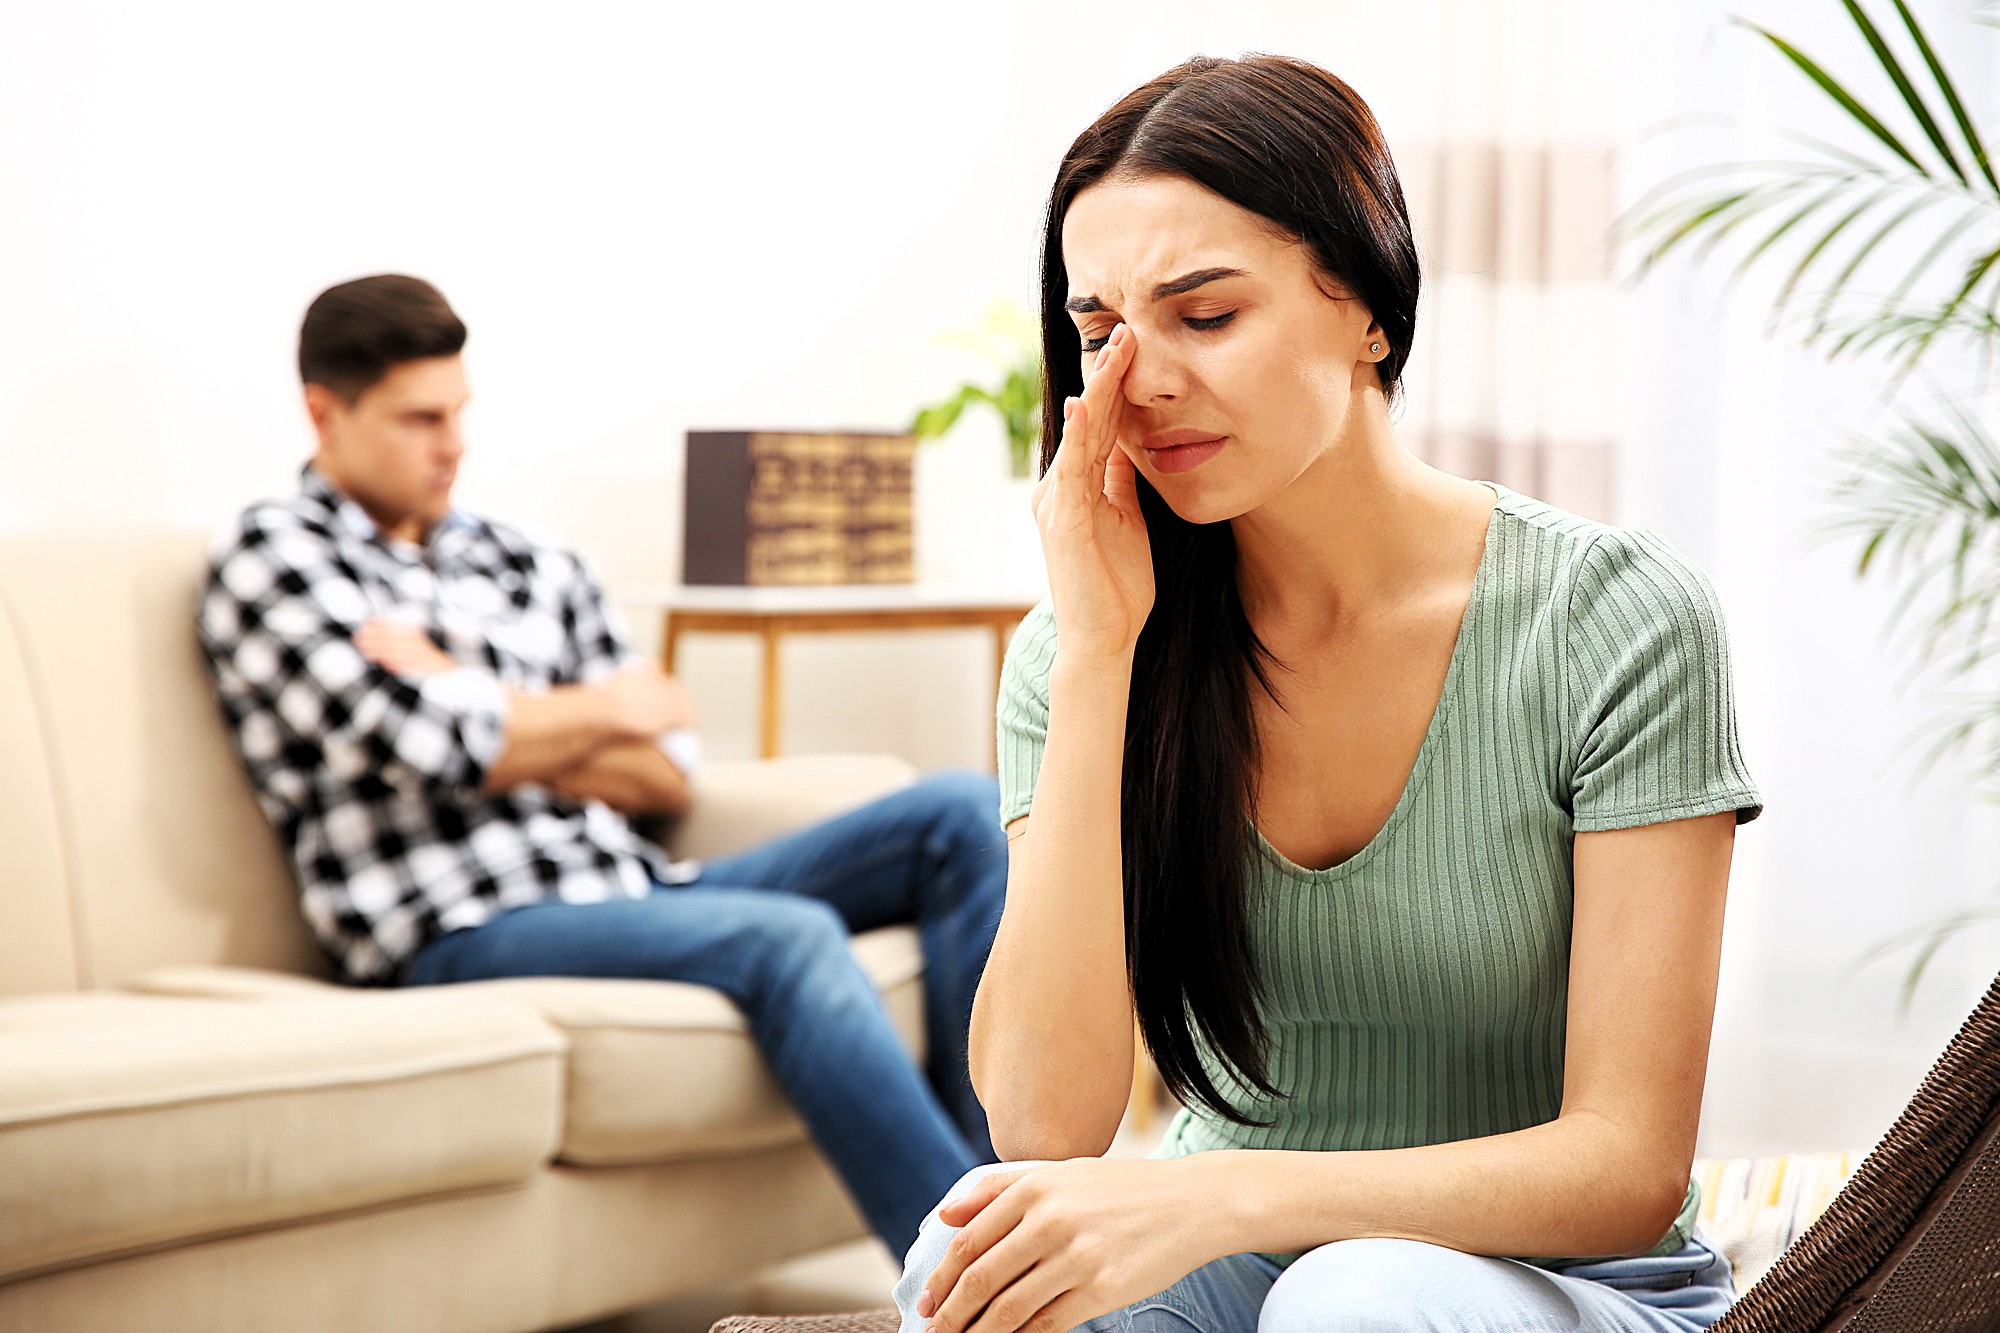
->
xmin=759 ymin=625 xmax=782 ymax=760
xmin=662 ymin=613 xmax=682 ymax=675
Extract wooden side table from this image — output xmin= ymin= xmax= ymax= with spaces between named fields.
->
xmin=635 ymin=585 xmax=1039 ymax=765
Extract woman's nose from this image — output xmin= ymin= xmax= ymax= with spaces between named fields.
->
xmin=1120 ymin=336 xmax=1180 ymax=404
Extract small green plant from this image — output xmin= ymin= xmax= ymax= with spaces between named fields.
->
xmin=911 ymin=300 xmax=1044 ymax=479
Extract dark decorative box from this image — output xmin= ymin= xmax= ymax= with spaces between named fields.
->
xmin=682 ymin=431 xmax=916 ymax=586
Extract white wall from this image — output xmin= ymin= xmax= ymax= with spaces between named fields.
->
xmin=5 ymin=0 xmax=1994 ymax=1161
xmin=1 ymin=0 xmax=1056 ymax=768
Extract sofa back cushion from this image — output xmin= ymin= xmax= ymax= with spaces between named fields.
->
xmin=0 ymin=587 xmax=81 ymax=994
xmin=0 ymin=535 xmax=325 ymax=988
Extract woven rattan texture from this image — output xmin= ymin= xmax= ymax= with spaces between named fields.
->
xmin=1709 ymin=971 xmax=2000 ymax=1332
xmin=1842 ymin=1130 xmax=2000 ymax=1333
xmin=709 ymin=1310 xmax=901 ymax=1333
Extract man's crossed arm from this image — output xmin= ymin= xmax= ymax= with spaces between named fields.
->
xmin=353 ymin=619 xmax=692 ymax=818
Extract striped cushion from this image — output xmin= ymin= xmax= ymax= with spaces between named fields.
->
xmin=1692 ymin=1152 xmax=1864 ymax=1291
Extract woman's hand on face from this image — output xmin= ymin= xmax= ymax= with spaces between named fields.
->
xmin=1033 ymin=323 xmax=1154 ymax=663
xmin=916 ymin=1158 xmax=1215 ymax=1333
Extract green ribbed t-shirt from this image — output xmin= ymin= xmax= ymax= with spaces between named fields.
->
xmin=994 ymin=480 xmax=1763 ymax=1270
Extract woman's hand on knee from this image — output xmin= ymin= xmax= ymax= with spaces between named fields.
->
xmin=916 ymin=1158 xmax=1214 ymax=1333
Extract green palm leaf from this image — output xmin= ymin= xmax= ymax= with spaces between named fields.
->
xmin=1854 ymin=900 xmax=2000 ymax=1018
xmin=1760 ymin=183 xmax=1894 ymax=311
xmin=1624 ymin=4 xmax=2000 ymax=382
xmin=1731 ymin=17 xmax=1926 ymax=174
xmin=1802 ymin=191 xmax=1944 ymax=337
xmin=1838 ymin=0 xmax=1967 ymax=185
xmin=1891 ymin=0 xmax=1999 ymax=196
xmin=1902 ymin=243 xmax=2000 ymax=368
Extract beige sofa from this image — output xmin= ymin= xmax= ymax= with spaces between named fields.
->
xmin=0 ymin=534 xmax=927 ymax=1333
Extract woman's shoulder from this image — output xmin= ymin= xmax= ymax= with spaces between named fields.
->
xmin=1014 ymin=597 xmax=1057 ymax=641
xmin=1489 ymin=483 xmax=1728 ymax=632
xmin=998 ymin=599 xmax=1060 ymax=709
xmin=1006 ymin=599 xmax=1058 ymax=667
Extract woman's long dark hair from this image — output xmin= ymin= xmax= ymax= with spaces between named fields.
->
xmin=1037 ymin=54 xmax=1421 ymax=1125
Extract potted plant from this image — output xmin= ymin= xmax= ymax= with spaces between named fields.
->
xmin=910 ymin=300 xmax=1044 ymax=479
xmin=1622 ymin=0 xmax=2000 ymax=1009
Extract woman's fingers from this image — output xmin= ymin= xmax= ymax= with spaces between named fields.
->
xmin=1055 ymin=323 xmax=1132 ymax=483
xmin=1030 ymin=402 xmax=1072 ymax=510
xmin=1011 ymin=1292 xmax=1093 ymax=1333
xmin=933 ymin=1228 xmax=1054 ymax=1333
xmin=921 ymin=1176 xmax=1035 ymax=1320
xmin=1102 ymin=443 xmax=1143 ymax=520
xmin=937 ymin=1169 xmax=1026 ymax=1229
xmin=1052 ymin=392 xmax=1090 ymax=481
xmin=1082 ymin=325 xmax=1133 ymax=488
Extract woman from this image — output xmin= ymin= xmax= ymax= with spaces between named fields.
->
xmin=897 ymin=52 xmax=1760 ymax=1333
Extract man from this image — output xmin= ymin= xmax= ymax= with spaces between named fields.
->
xmin=199 ymin=274 xmax=1002 ymax=1255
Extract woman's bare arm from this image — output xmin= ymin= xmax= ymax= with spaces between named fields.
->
xmin=973 ymin=322 xmax=1155 ymax=1161
xmin=1201 ymin=810 xmax=1736 ymax=1259
xmin=972 ymin=652 xmax=1139 ymax=1160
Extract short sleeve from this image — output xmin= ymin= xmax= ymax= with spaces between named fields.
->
xmin=1564 ymin=530 xmax=1763 ymax=832
xmin=997 ymin=600 xmax=1058 ymax=827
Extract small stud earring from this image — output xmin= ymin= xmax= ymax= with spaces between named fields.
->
xmin=1370 ymin=342 xmax=1382 ymax=354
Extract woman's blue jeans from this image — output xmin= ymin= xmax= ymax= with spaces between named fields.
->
xmin=402 ymin=770 xmax=1008 ymax=1255
xmin=896 ymin=1163 xmax=1739 ymax=1333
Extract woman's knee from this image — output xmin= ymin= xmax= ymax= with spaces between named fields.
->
xmin=894 ymin=1161 xmax=1058 ymax=1319
xmin=1258 ymin=1239 xmax=1549 ymax=1333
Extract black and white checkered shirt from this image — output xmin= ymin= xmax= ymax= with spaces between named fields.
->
xmin=199 ymin=465 xmax=696 ymax=984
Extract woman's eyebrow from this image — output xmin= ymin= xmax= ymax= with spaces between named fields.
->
xmin=1152 ymin=266 xmax=1246 ymax=299
xmin=1063 ymin=267 xmax=1249 ymax=314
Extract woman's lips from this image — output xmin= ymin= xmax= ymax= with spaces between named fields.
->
xmin=1142 ymin=435 xmax=1226 ymax=474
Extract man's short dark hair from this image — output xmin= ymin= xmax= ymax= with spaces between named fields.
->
xmin=298 ymin=275 xmax=467 ymax=403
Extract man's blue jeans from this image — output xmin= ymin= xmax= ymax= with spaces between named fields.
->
xmin=402 ymin=770 xmax=1007 ymax=1255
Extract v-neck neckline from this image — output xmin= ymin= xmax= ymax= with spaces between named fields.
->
xmin=1250 ymin=480 xmax=1507 ymax=884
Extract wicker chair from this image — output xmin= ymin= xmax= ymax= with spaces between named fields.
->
xmin=711 ymin=972 xmax=2000 ymax=1333
xmin=1707 ymin=968 xmax=2000 ymax=1331
xmin=712 ymin=1314 xmax=897 ymax=1333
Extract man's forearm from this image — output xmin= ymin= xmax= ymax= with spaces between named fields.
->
xmin=482 ymin=684 xmax=633 ymax=794
xmin=547 ymin=739 xmax=691 ymax=817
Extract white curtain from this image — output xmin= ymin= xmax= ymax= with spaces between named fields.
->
xmin=1397 ymin=0 xmax=1625 ymax=520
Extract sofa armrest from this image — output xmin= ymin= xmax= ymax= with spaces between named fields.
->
xmin=661 ymin=753 xmax=918 ymax=861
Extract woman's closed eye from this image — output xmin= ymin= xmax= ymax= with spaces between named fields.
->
xmin=1080 ymin=311 xmax=1237 ymax=354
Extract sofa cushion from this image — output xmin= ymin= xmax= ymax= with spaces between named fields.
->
xmin=0 ymin=581 xmax=80 ymax=995
xmin=0 ymin=990 xmax=565 ymax=1281
xmin=460 ymin=925 xmax=926 ymax=1165
xmin=666 ymin=754 xmax=919 ymax=860
xmin=131 ymin=925 xmax=926 ymax=1167
xmin=0 ymin=535 xmax=328 ymax=989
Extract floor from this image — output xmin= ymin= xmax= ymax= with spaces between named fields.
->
xmin=566 ymin=1101 xmax=1174 ymax=1333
